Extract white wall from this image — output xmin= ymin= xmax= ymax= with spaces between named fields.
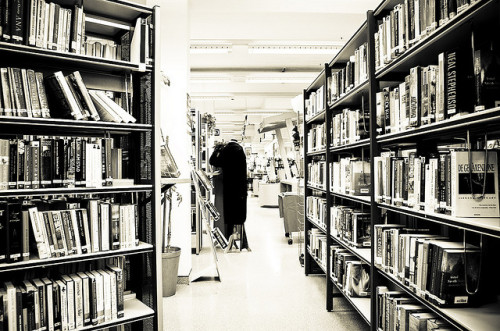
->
xmin=147 ymin=0 xmax=192 ymax=277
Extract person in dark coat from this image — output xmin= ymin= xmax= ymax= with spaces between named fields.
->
xmin=209 ymin=140 xmax=247 ymax=228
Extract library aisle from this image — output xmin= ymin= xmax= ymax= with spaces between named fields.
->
xmin=163 ymin=197 xmax=368 ymax=330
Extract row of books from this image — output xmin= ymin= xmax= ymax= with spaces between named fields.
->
xmin=330 ymin=206 xmax=371 ymax=247
xmin=0 ymin=0 xmax=152 ymax=64
xmin=0 ymin=199 xmax=139 ymax=264
xmin=306 ymin=195 xmax=327 ymax=230
xmin=0 ymin=67 xmax=135 ymax=123
xmin=308 ymin=228 xmax=327 ymax=269
xmin=330 ymin=158 xmax=371 ymax=196
xmin=306 ymin=160 xmax=326 ymax=189
xmin=331 ymin=108 xmax=369 ymax=147
xmin=306 ymin=123 xmax=326 ymax=152
xmin=373 ymin=149 xmax=499 ymax=217
xmin=330 ymin=245 xmax=370 ymax=297
xmin=0 ymin=136 xmax=126 ymax=190
xmin=327 ymin=42 xmax=368 ymax=105
xmin=46 ymin=71 xmax=135 ymax=123
xmin=1 ymin=266 xmax=124 ymax=331
xmin=305 ymin=85 xmax=324 ymax=121
xmin=374 ymin=0 xmax=481 ymax=71
xmin=377 ymin=286 xmax=452 ymax=331
xmin=376 ymin=46 xmax=500 ymax=135
xmin=374 ymin=224 xmax=483 ymax=307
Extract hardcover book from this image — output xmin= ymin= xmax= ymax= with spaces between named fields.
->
xmin=450 ymin=151 xmax=499 ymax=217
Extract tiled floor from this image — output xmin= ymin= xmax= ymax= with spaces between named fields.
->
xmin=163 ymin=196 xmax=369 ymax=331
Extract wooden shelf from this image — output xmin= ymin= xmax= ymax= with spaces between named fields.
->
xmin=377 ymin=202 xmax=500 ymax=239
xmin=330 ymin=236 xmax=371 ymax=265
xmin=378 ymin=268 xmax=500 ymax=331
xmin=80 ymin=298 xmax=155 ymax=331
xmin=330 ymin=192 xmax=371 ymax=205
xmin=0 ymin=42 xmax=152 ymax=73
xmin=305 ymin=111 xmax=326 ymax=124
xmin=328 ymin=80 xmax=369 ymax=110
xmin=376 ymin=107 xmax=500 ymax=145
xmin=306 ymin=217 xmax=327 ymax=234
xmin=330 ymin=275 xmax=371 ymax=325
xmin=375 ymin=0 xmax=494 ymax=79
xmin=0 ymin=184 xmax=152 ymax=198
xmin=0 ymin=116 xmax=152 ymax=133
xmin=330 ymin=138 xmax=370 ymax=153
xmin=0 ymin=242 xmax=153 ymax=273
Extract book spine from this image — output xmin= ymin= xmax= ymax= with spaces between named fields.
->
xmin=10 ymin=0 xmax=24 ymax=44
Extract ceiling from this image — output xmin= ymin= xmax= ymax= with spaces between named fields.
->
xmin=188 ymin=0 xmax=381 ymax=145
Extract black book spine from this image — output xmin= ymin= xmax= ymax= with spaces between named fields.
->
xmin=7 ymin=202 xmax=22 ymax=262
xmin=10 ymin=0 xmax=23 ymax=44
xmin=24 ymin=137 xmax=31 ymax=189
xmin=75 ymin=210 xmax=87 ymax=253
xmin=40 ymin=138 xmax=53 ymax=188
xmin=8 ymin=140 xmax=17 ymax=189
xmin=0 ymin=202 xmax=7 ymax=263
xmin=2 ymin=0 xmax=11 ymax=41
xmin=17 ymin=139 xmax=25 ymax=189
xmin=52 ymin=281 xmax=61 ymax=330
xmin=31 ymin=140 xmax=40 ymax=189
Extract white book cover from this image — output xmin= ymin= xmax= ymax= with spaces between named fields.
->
xmin=88 ymin=90 xmax=122 ymax=123
xmin=130 ymin=17 xmax=142 ymax=63
xmin=120 ymin=205 xmax=128 ymax=249
xmin=90 ymin=271 xmax=105 ymax=324
xmin=61 ymin=275 xmax=75 ymax=330
xmin=43 ymin=2 xmax=50 ymax=49
xmin=89 ymin=200 xmax=101 ymax=252
xmin=28 ymin=207 xmax=51 ymax=259
xmin=4 ymin=281 xmax=17 ymax=331
xmin=41 ymin=278 xmax=54 ymax=331
xmin=129 ymin=204 xmax=137 ymax=247
xmin=451 ymin=151 xmax=500 ymax=217
xmin=106 ymin=270 xmax=118 ymax=320
xmin=69 ymin=210 xmax=82 ymax=255
xmin=76 ymin=272 xmax=91 ymax=326
xmin=47 ymin=3 xmax=55 ymax=49
xmin=100 ymin=203 xmax=110 ymax=251
xmin=56 ymin=280 xmax=68 ymax=331
xmin=95 ymin=90 xmax=136 ymax=123
xmin=69 ymin=274 xmax=84 ymax=329
xmin=98 ymin=270 xmax=112 ymax=322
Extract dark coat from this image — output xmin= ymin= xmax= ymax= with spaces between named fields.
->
xmin=209 ymin=142 xmax=247 ymax=225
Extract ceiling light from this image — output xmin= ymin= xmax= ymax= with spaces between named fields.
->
xmin=190 ymin=75 xmax=232 ymax=84
xmin=248 ymin=41 xmax=342 ymax=55
xmin=190 ymin=40 xmax=232 ymax=54
xmin=190 ymin=95 xmax=234 ymax=101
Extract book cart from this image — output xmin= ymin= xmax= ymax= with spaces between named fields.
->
xmin=303 ymin=1 xmax=500 ymax=330
xmin=0 ymin=1 xmax=162 ymax=330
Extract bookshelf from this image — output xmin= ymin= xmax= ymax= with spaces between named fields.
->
xmin=303 ymin=1 xmax=500 ymax=330
xmin=0 ymin=1 xmax=161 ymax=330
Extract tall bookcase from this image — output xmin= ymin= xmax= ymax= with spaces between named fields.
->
xmin=0 ymin=0 xmax=162 ymax=330
xmin=303 ymin=1 xmax=500 ymax=330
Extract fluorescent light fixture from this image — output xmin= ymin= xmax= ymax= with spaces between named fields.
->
xmin=248 ymin=41 xmax=343 ymax=55
xmin=190 ymin=94 xmax=234 ymax=101
xmin=190 ymin=40 xmax=232 ymax=54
